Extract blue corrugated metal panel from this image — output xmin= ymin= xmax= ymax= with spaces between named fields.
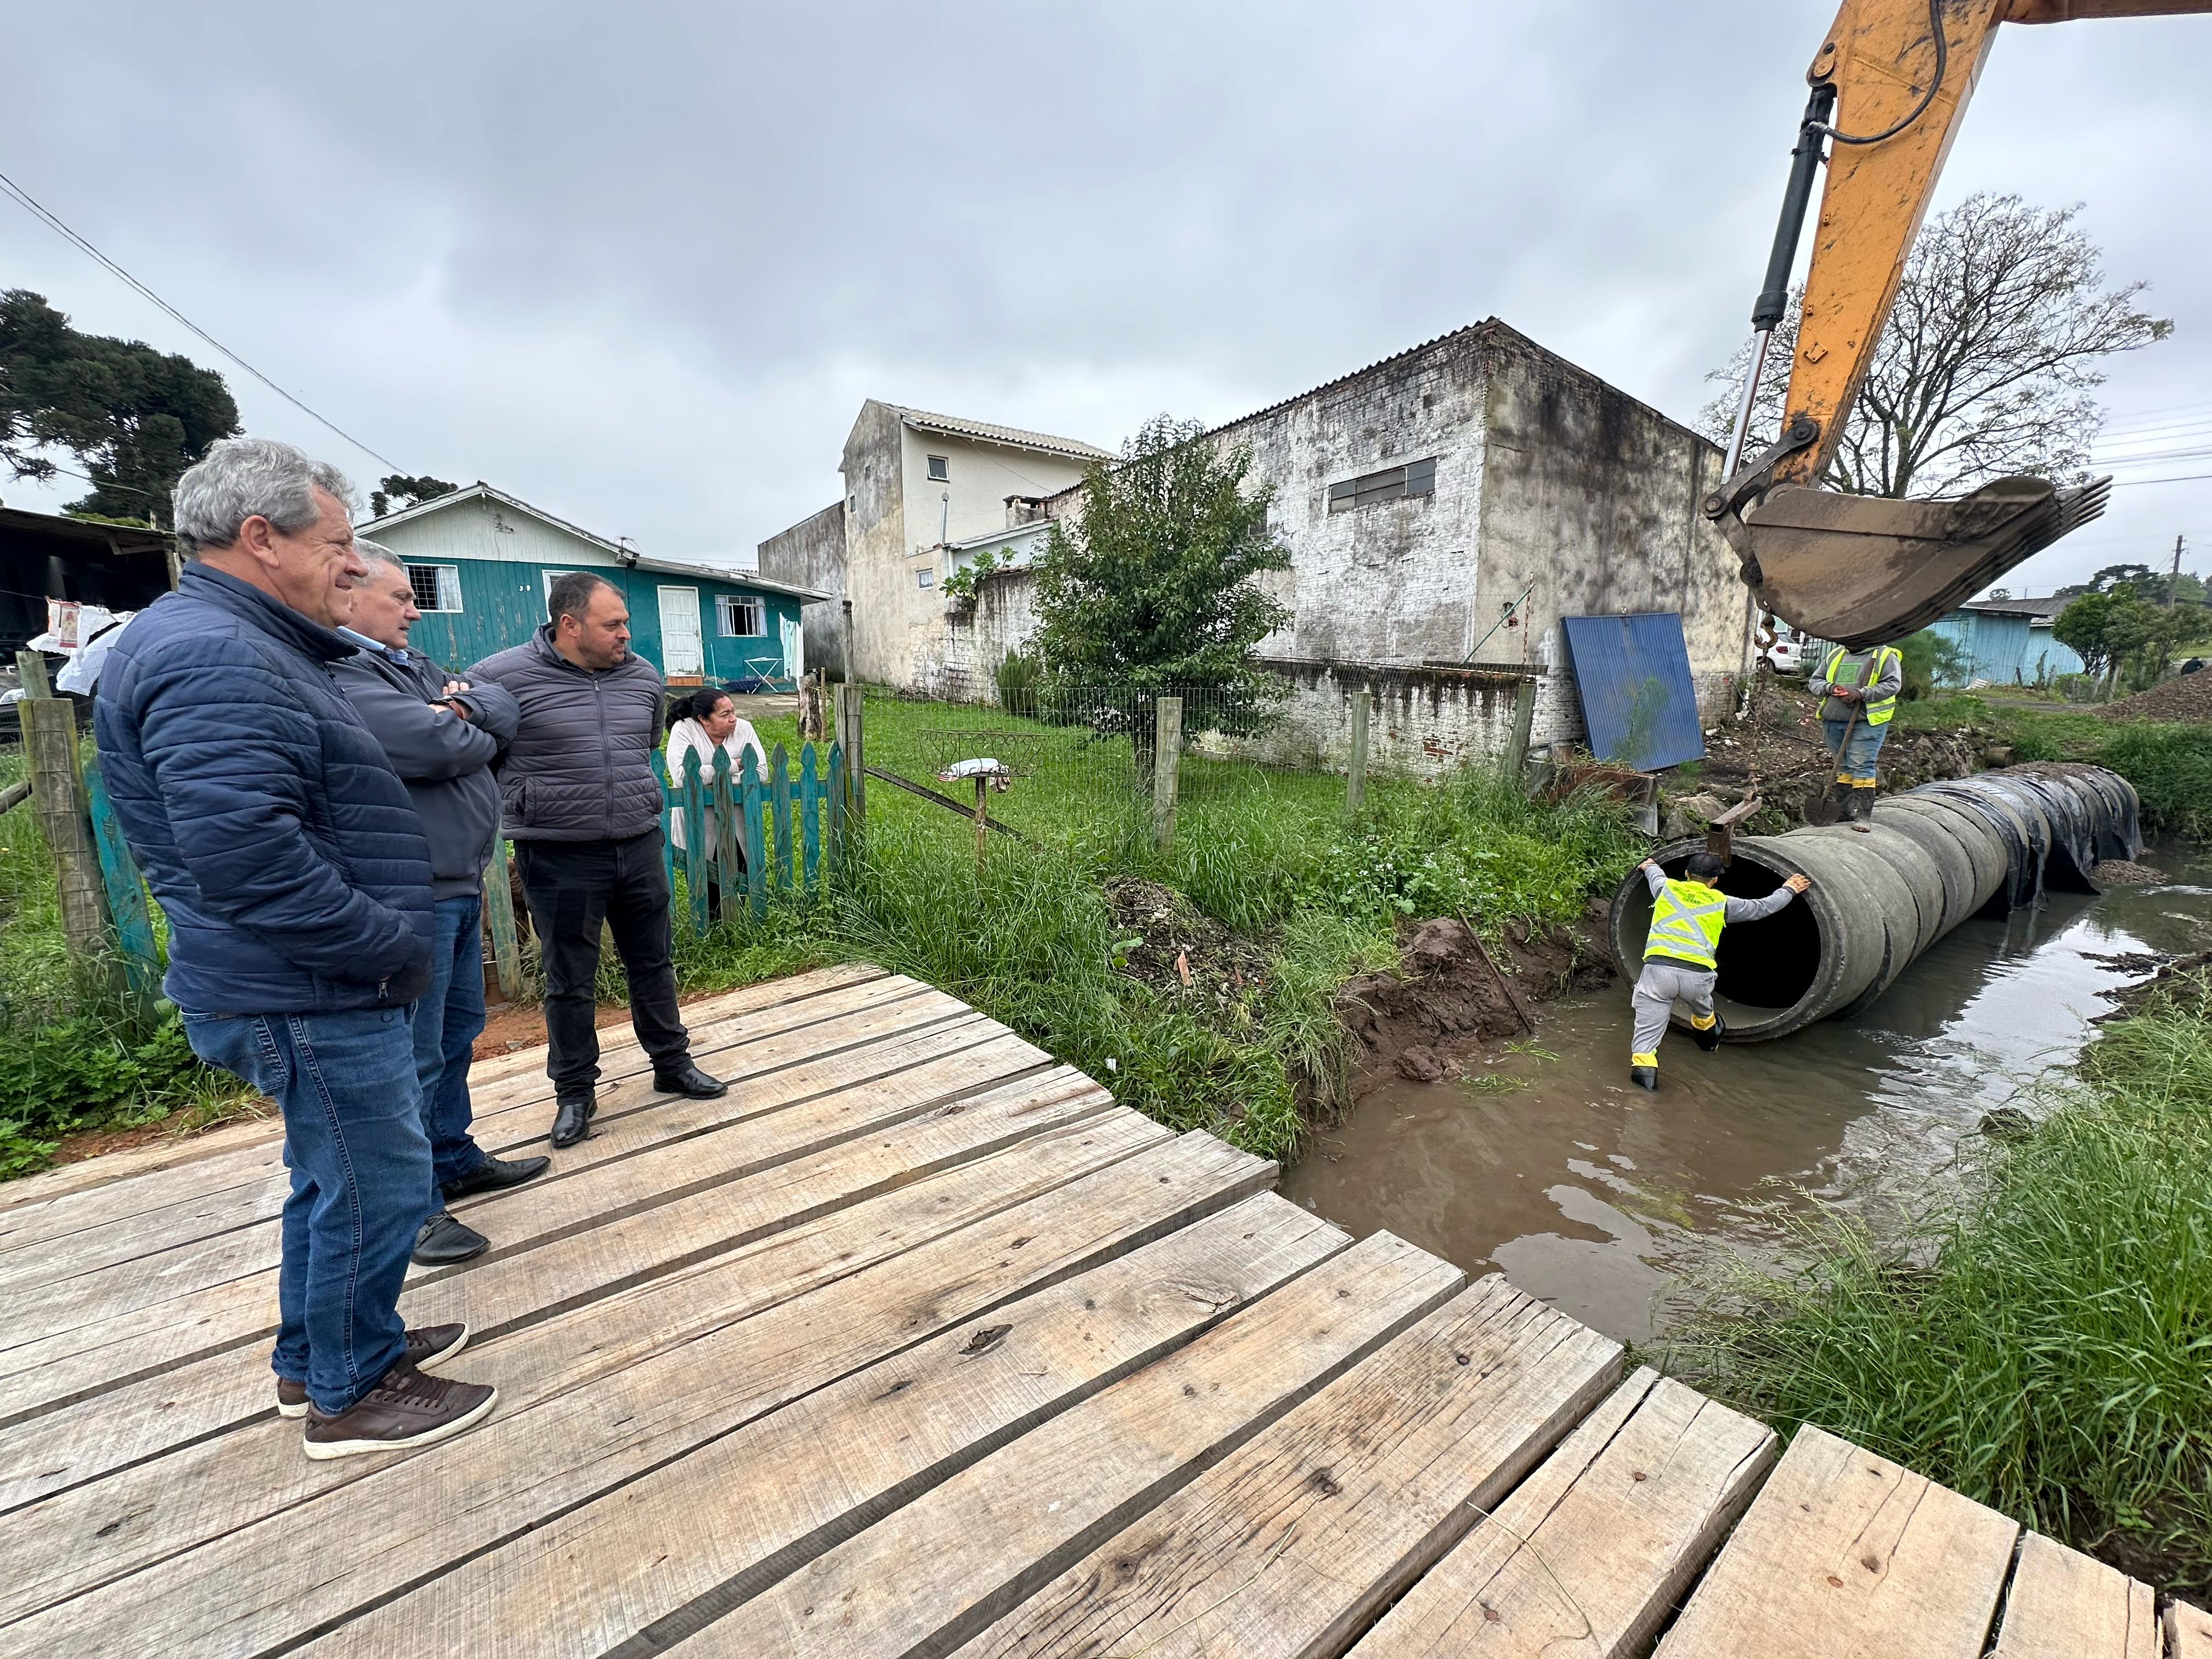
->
xmin=1560 ymin=613 xmax=1705 ymax=771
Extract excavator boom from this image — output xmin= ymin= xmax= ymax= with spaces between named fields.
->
xmin=1705 ymin=0 xmax=2209 ymax=648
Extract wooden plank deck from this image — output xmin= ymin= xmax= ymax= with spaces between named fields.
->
xmin=3 ymin=962 xmax=2203 ymax=1657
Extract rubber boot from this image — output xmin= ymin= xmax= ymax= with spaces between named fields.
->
xmin=1691 ymin=1014 xmax=1723 ymax=1053
xmin=1852 ymin=784 xmax=1878 ymax=823
xmin=1629 ymin=1065 xmax=1658 ymax=1092
xmin=1830 ymin=782 xmax=1857 ymax=821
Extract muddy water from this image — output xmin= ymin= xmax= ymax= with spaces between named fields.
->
xmin=1282 ymin=842 xmax=2212 ymax=1346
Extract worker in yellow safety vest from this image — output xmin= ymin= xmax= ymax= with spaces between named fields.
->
xmin=1628 ymin=853 xmax=1810 ymax=1091
xmin=1808 ymin=642 xmax=1904 ymax=822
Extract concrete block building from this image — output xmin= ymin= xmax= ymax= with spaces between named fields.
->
xmin=760 ymin=320 xmax=1754 ymax=772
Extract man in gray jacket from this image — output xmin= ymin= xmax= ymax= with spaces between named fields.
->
xmin=469 ymin=572 xmax=725 ymax=1148
xmin=335 ymin=544 xmax=551 ymax=1263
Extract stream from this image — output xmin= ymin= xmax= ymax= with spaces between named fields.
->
xmin=1280 ymin=840 xmax=2212 ymax=1346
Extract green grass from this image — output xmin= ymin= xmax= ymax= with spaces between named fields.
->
xmin=0 ymin=748 xmax=255 ymax=1178
xmin=670 ymin=691 xmax=1645 ymax=1163
xmin=1892 ymin=693 xmax=2212 ymax=839
xmin=1656 ymin=969 xmax=2212 ymax=1595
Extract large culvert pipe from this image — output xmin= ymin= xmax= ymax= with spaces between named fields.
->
xmin=1608 ymin=764 xmax=2142 ymax=1042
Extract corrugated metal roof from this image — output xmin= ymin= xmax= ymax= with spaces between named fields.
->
xmin=1560 ymin=613 xmax=1707 ymax=772
xmin=898 ymin=409 xmax=1113 ymax=462
xmin=1962 ymin=594 xmax=2071 ymax=619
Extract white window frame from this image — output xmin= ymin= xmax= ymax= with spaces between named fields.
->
xmin=404 ymin=563 xmax=464 ymax=612
xmin=716 ymin=593 xmax=766 ymax=637
xmin=926 ymin=454 xmax=949 ymax=482
xmin=917 ymin=567 xmax=935 ymax=589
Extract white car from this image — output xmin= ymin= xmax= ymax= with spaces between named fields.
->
xmin=1760 ymin=620 xmax=1831 ymax=677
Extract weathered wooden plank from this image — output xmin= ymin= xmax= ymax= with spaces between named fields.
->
xmin=952 ymin=1275 xmax=1623 ymax=1659
xmin=302 ymin=1189 xmax=1334 ymax=1659
xmin=1653 ymin=1424 xmax=2019 ymax=1659
xmin=0 ymin=1039 xmax=1069 ymax=1482
xmin=0 ymin=963 xmax=890 ymax=1242
xmin=1347 ymin=1367 xmax=1776 ymax=1658
xmin=0 ymin=1001 xmax=1013 ymax=1352
xmin=2168 ymin=1598 xmax=2212 ymax=1658
xmin=9 ymin=1119 xmax=1237 ymax=1654
xmin=0 ymin=978 xmax=962 ymax=1290
xmin=676 ymin=1231 xmax=1467 ymax=1659
xmin=1992 ymin=1532 xmax=2158 ymax=1659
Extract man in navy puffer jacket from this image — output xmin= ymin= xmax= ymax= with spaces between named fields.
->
xmin=97 ymin=438 xmax=498 ymax=1462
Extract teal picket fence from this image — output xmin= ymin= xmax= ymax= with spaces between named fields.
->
xmin=659 ymin=739 xmax=845 ymax=930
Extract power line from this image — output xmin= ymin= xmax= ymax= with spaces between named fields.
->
xmin=0 ymin=168 xmax=405 ymax=474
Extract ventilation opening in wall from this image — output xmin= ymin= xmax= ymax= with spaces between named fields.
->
xmin=1328 ymin=457 xmax=1436 ymax=513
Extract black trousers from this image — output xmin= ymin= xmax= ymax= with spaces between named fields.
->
xmin=514 ymin=831 xmax=691 ymax=1096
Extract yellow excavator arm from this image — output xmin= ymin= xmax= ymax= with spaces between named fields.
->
xmin=1705 ymin=0 xmax=2210 ymax=648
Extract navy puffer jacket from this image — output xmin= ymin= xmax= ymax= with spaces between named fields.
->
xmin=94 ymin=565 xmax=435 ymax=1014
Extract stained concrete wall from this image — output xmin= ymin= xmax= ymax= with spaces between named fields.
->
xmin=1472 ymin=328 xmax=1749 ymax=728
xmin=838 ymin=399 xmax=911 ymax=686
xmin=1204 ymin=329 xmax=1489 ymax=666
xmin=757 ymin=500 xmax=848 ymax=677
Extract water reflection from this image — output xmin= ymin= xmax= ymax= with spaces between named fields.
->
xmin=1280 ymin=844 xmax=2212 ymax=1345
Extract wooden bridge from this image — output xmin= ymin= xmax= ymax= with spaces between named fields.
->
xmin=1 ymin=963 xmax=2202 ymax=1657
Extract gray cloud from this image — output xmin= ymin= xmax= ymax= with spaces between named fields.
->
xmin=4 ymin=1 xmax=2205 ymax=590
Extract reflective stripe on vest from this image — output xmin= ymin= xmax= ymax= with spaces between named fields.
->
xmin=1645 ymin=878 xmax=1726 ymax=969
xmin=1821 ymin=645 xmax=1901 ymax=726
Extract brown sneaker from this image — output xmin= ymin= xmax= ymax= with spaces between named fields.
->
xmin=274 ymin=1324 xmax=470 ymax=1420
xmin=300 ymin=1359 xmax=496 ymax=1459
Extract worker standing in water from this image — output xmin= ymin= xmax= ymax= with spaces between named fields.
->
xmin=1808 ymin=642 xmax=1903 ymax=822
xmin=1629 ymin=853 xmax=1810 ymax=1092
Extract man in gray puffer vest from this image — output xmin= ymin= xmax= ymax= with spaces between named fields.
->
xmin=335 ymin=543 xmax=551 ymax=1267
xmin=469 ymin=572 xmax=726 ymax=1148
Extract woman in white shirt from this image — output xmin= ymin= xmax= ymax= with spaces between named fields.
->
xmin=664 ymin=689 xmax=764 ymax=906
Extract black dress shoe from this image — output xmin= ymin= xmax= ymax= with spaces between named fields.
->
xmin=550 ymin=1093 xmax=595 ymax=1148
xmin=413 ymin=1211 xmax=490 ymax=1266
xmin=652 ymin=1063 xmax=727 ymax=1099
xmin=440 ymin=1153 xmax=551 ymax=1202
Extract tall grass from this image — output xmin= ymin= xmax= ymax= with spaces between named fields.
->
xmin=1658 ymin=971 xmax=2212 ymax=1594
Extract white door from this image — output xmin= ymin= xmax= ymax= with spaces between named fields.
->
xmin=657 ymin=586 xmax=703 ymax=677
xmin=780 ymin=615 xmax=804 ymax=683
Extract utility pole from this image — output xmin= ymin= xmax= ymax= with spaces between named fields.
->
xmin=2170 ymin=533 xmax=2185 ymax=606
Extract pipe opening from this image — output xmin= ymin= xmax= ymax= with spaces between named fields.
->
xmin=1615 ymin=853 xmax=1825 ymax=1014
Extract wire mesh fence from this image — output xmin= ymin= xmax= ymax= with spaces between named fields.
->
xmin=854 ymin=681 xmax=1343 ymax=846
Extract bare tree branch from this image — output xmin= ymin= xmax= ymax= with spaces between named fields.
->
xmin=1700 ymin=194 xmax=2171 ymax=498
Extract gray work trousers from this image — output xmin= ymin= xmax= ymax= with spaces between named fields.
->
xmin=1630 ymin=959 xmax=1716 ymax=1063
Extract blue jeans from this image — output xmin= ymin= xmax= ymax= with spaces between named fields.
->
xmin=411 ymin=894 xmax=489 ymax=1191
xmin=1823 ymin=716 xmax=1889 ymax=786
xmin=182 ymin=1007 xmax=432 ymax=1416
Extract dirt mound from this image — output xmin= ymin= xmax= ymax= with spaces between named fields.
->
xmin=2089 ymin=859 xmax=2167 ymax=887
xmin=1103 ymin=878 xmax=1271 ymax=1009
xmin=2098 ymin=669 xmax=2212 ymax=723
xmin=1334 ymin=914 xmax=1610 ymax=1093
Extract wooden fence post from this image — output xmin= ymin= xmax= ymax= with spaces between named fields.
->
xmin=482 ymin=835 xmax=525 ymax=1003
xmin=833 ymin=684 xmax=865 ymax=846
xmin=1152 ymin=695 xmax=1182 ymax=854
xmin=1504 ymin=675 xmax=1538 ymax=784
xmin=20 ymin=695 xmax=114 ymax=977
xmin=1347 ymin=688 xmax=1371 ymax=812
xmin=714 ymin=747 xmax=743 ymax=928
xmin=16 ymin=648 xmax=53 ymax=699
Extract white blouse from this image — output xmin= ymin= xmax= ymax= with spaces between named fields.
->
xmin=665 ymin=715 xmax=766 ymax=853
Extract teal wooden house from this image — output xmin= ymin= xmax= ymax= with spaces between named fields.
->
xmin=358 ymin=483 xmax=831 ymax=687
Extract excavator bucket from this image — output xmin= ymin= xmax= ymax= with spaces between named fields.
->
xmin=1729 ymin=475 xmax=2112 ymax=650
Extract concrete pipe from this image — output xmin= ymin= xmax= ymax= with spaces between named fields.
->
xmin=1609 ymin=764 xmax=2142 ymax=1042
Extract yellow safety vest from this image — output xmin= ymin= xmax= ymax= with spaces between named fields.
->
xmin=1820 ymin=645 xmax=1902 ymax=726
xmin=1646 ymin=878 xmax=1726 ymax=970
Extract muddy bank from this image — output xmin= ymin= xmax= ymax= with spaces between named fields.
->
xmin=1335 ymin=909 xmax=1615 ymax=1092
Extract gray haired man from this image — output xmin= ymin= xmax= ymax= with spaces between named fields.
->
xmin=97 ymin=437 xmax=495 ymax=1458
xmin=334 ymin=543 xmax=551 ymax=1267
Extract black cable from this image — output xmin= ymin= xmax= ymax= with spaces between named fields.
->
xmin=1816 ymin=0 xmax=1949 ymax=146
xmin=0 ymin=168 xmax=405 ymax=472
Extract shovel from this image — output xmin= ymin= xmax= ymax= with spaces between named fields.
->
xmin=1803 ymin=698 xmax=1860 ymax=827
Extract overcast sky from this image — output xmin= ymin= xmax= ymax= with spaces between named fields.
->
xmin=3 ymin=1 xmax=2205 ymax=595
